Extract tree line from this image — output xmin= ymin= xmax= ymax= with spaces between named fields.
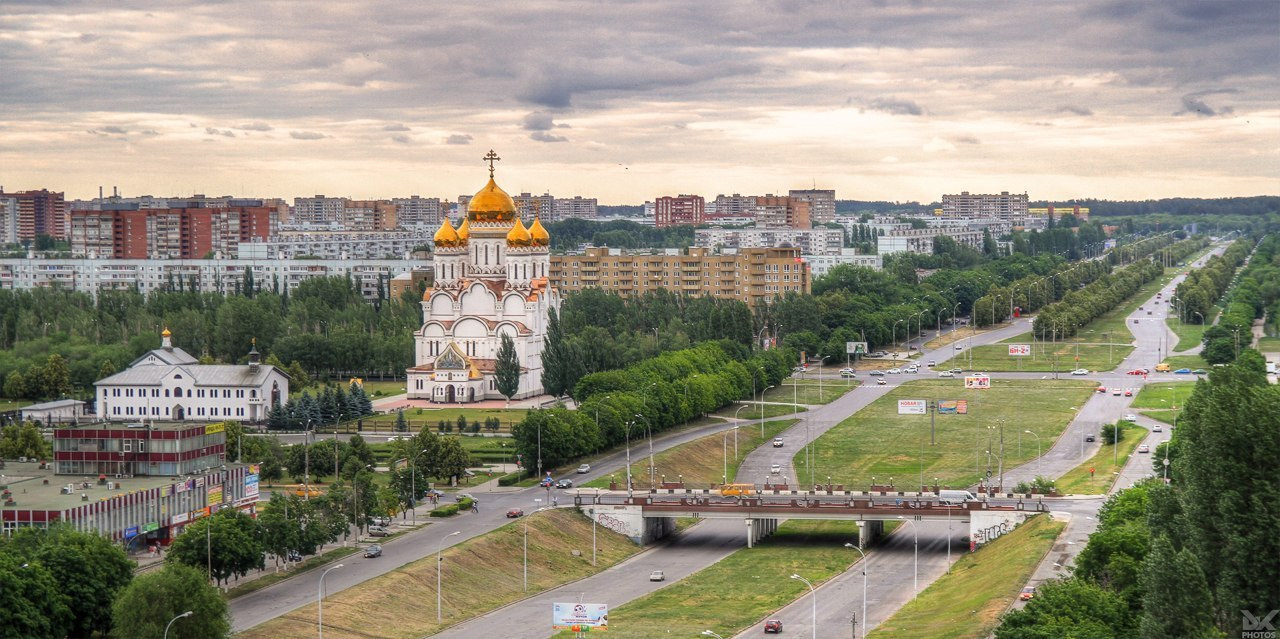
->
xmin=996 ymin=352 xmax=1279 ymax=638
xmin=1174 ymin=238 xmax=1251 ymax=325
xmin=1201 ymin=234 xmax=1280 ymax=365
xmin=516 ymin=341 xmax=793 ymax=473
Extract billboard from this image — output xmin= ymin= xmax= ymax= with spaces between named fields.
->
xmin=207 ymin=485 xmax=224 ymax=507
xmin=937 ymin=399 xmax=969 ymax=414
xmin=244 ymin=474 xmax=260 ymax=499
xmin=205 ymin=422 xmax=225 ymax=435
xmin=964 ymin=376 xmax=991 ymax=389
xmin=1007 ymin=344 xmax=1031 ymax=357
xmin=846 ymin=341 xmax=868 ymax=355
xmin=897 ymin=399 xmax=927 ymax=415
xmin=552 ymin=602 xmax=608 ymax=631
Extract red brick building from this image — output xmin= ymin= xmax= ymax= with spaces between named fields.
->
xmin=654 ymin=194 xmax=705 ymax=228
xmin=69 ymin=206 xmax=272 ymax=259
xmin=0 ymin=188 xmax=67 ymax=240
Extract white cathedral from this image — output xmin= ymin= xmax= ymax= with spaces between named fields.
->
xmin=406 ymin=152 xmax=560 ymax=403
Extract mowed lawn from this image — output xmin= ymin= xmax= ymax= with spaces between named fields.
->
xmin=868 ymin=514 xmax=1065 ymax=639
xmin=1055 ymin=422 xmax=1148 ymax=494
xmin=713 ymin=401 xmax=807 ymax=420
xmin=763 ymin=376 xmax=859 ymax=405
xmin=938 ymin=340 xmax=1131 ymax=373
xmin=1168 ymin=306 xmax=1218 ymax=352
xmin=802 ymin=379 xmax=1096 ymax=490
xmin=582 ymin=419 xmax=798 ymax=490
xmin=238 ymin=509 xmax=640 ymax=639
xmin=553 ymin=520 xmax=863 ymax=639
xmin=1132 ymin=381 xmax=1197 ymax=425
xmin=338 ymin=407 xmax=529 ymax=433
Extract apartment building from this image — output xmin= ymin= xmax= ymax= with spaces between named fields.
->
xmin=514 ymin=192 xmax=555 ymax=222
xmin=707 ymin=193 xmax=758 ymax=219
xmin=551 ymin=196 xmax=598 ymax=221
xmin=292 ymin=195 xmax=346 ymax=226
xmin=0 ymin=189 xmax=67 ymax=240
xmin=877 ymin=227 xmax=984 ymax=255
xmin=0 ymin=196 xmax=17 ymax=245
xmin=753 ymin=195 xmax=811 ymax=229
xmin=238 ymin=231 xmax=421 ymax=260
xmin=69 ymin=206 xmax=272 ymax=259
xmin=550 ymin=246 xmax=809 ymax=307
xmin=788 ymin=189 xmax=836 ymax=225
xmin=341 ymin=200 xmax=398 ymax=231
xmin=1029 ymin=205 xmax=1090 ymax=221
xmin=654 ymin=195 xmax=705 ymax=227
xmin=803 ymin=249 xmax=883 ymax=276
xmin=393 ymin=196 xmax=445 ymax=228
xmin=694 ymin=227 xmax=843 ymax=255
xmin=940 ymin=191 xmax=1029 ymax=221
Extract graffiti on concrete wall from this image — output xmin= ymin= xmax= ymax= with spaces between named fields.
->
xmin=597 ymin=513 xmax=630 ymax=536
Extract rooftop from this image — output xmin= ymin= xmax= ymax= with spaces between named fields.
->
xmin=0 ymin=460 xmax=242 ymax=512
xmin=56 ymin=420 xmax=201 ymax=433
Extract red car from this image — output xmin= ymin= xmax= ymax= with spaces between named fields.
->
xmin=506 ymin=508 xmax=524 ymax=518
xmin=764 ymin=619 xmax=783 ymax=633
xmin=1126 ymin=369 xmax=1146 ymax=375
xmin=1096 ymin=386 xmax=1107 ymax=393
xmin=1124 ymin=389 xmax=1133 ymax=397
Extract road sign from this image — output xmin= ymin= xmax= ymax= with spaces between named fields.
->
xmin=846 ymin=341 xmax=868 ymax=355
xmin=897 ymin=399 xmax=927 ymax=415
xmin=1007 ymin=344 xmax=1031 ymax=357
xmin=964 ymin=375 xmax=991 ymax=389
xmin=552 ymin=603 xmax=608 ymax=631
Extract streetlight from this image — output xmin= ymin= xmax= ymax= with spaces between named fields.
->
xmin=1024 ymin=431 xmax=1042 ymax=477
xmin=722 ymin=425 xmax=739 ymax=484
xmin=437 ymin=530 xmax=461 ymax=621
xmin=896 ymin=517 xmax=918 ymax=594
xmin=790 ymin=574 xmax=817 ymax=639
xmin=761 ymin=385 xmax=775 ymax=437
xmin=524 ymin=503 xmax=549 ymax=591
xmin=164 ymin=611 xmax=192 ymax=639
xmin=634 ymin=413 xmax=655 ymax=489
xmin=624 ymin=420 xmax=634 ymax=497
xmin=318 ymin=563 xmax=345 ymax=639
xmin=843 ymin=543 xmax=869 ymax=639
xmin=410 ymin=448 xmax=429 ymax=525
xmin=892 ymin=319 xmax=904 ymax=356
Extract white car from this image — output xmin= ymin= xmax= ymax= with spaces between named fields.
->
xmin=1071 ymin=368 xmax=1089 ymax=375
xmin=770 ymin=464 xmax=781 ymax=474
xmin=649 ymin=570 xmax=665 ymax=582
xmin=887 ymin=368 xmax=901 ymax=374
xmin=905 ymin=366 xmax=919 ymax=373
xmin=1124 ymin=414 xmax=1138 ymax=422
xmin=938 ymin=371 xmax=955 ymax=378
xmin=955 ymin=344 xmax=965 ymax=350
xmin=576 ymin=464 xmax=591 ymax=474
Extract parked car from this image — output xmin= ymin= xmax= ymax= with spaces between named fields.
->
xmin=927 ymin=360 xmax=936 ymax=366
xmin=364 ymin=544 xmax=382 ymax=558
xmin=792 ymin=366 xmax=807 ymax=373
xmin=286 ymin=550 xmax=303 ymax=562
xmin=371 ymin=516 xmax=391 ymax=528
xmin=770 ymin=464 xmax=781 ymax=474
xmin=1138 ymin=444 xmax=1151 ymax=453
xmin=1020 ymin=586 xmax=1036 ymax=601
xmin=1085 ymin=434 xmax=1096 ymax=442
xmin=1071 ymin=368 xmax=1089 ymax=375
xmin=506 ymin=508 xmax=524 ymax=518
xmin=764 ymin=619 xmax=784 ymax=633
xmin=1124 ymin=414 xmax=1138 ymax=422
xmin=772 ymin=438 xmax=784 ymax=448
xmin=649 ymin=570 xmax=665 ymax=582
xmin=1174 ymin=368 xmax=1192 ymax=374
xmin=367 ymin=525 xmax=390 ymax=537
xmin=938 ymin=371 xmax=955 ymax=378
xmin=555 ymin=478 xmax=573 ymax=489
xmin=577 ymin=464 xmax=591 ymax=474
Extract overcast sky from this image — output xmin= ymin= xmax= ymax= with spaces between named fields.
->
xmin=1 ymin=0 xmax=1276 ymax=204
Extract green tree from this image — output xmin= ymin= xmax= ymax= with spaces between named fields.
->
xmin=30 ymin=525 xmax=135 ymax=638
xmin=996 ymin=577 xmax=1133 ymax=638
xmin=1138 ymin=536 xmax=1217 ymax=638
xmin=0 ymin=420 xmax=52 ymax=459
xmin=285 ymin=360 xmax=311 ymax=389
xmin=165 ymin=509 xmax=264 ymax=586
xmin=495 ymin=332 xmax=521 ymax=406
xmin=432 ymin=437 xmax=471 ymax=482
xmin=111 ymin=563 xmax=230 ymax=639
xmin=39 ymin=353 xmax=72 ymax=399
xmin=394 ymin=409 xmax=408 ymax=432
xmin=541 ymin=307 xmax=571 ymax=397
xmin=98 ymin=359 xmax=116 ymax=379
xmin=2 ymin=370 xmax=25 ymax=400
xmin=0 ymin=552 xmax=70 ymax=639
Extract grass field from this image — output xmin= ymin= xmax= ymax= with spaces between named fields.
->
xmin=1169 ymin=307 xmax=1218 ymax=352
xmin=582 ymin=419 xmax=798 ymax=489
xmin=938 ymin=341 xmax=1131 ymax=373
xmin=237 ymin=509 xmax=641 ymax=639
xmin=553 ymin=520 xmax=863 ymax=639
xmin=0 ymin=399 xmax=31 ymax=412
xmin=763 ymin=377 xmax=859 ymax=405
xmin=1256 ymin=336 xmax=1280 ymax=353
xmin=802 ymin=379 xmax=1096 ymax=490
xmin=1160 ymin=354 xmax=1209 ymax=370
xmin=327 ymin=407 xmax=529 ymax=433
xmin=1132 ymin=382 xmax=1196 ymax=426
xmin=868 ymin=514 xmax=1064 ymax=639
xmin=1055 ymin=422 xmax=1148 ymax=495
xmin=712 ymin=401 xmax=807 ymax=420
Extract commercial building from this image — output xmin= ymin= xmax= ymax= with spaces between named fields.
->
xmin=788 ymin=189 xmax=836 ymax=225
xmin=654 ymin=195 xmax=705 ymax=227
xmin=694 ymin=227 xmax=843 ymax=255
xmin=1029 ymin=205 xmax=1090 ymax=221
xmin=0 ymin=189 xmax=67 ymax=240
xmin=550 ymin=246 xmax=809 ymax=307
xmin=20 ymin=399 xmax=88 ymax=426
xmin=95 ymin=330 xmax=288 ymax=423
xmin=940 ymin=191 xmax=1029 ymax=221
xmin=69 ymin=205 xmax=272 ymax=259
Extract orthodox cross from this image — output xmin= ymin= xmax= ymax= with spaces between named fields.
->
xmin=483 ymin=149 xmax=501 ymax=177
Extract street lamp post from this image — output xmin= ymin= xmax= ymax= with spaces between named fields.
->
xmin=761 ymin=385 xmax=774 ymax=437
xmin=624 ymin=420 xmax=634 ymax=497
xmin=790 ymin=574 xmax=817 ymax=639
xmin=1024 ymin=431 xmax=1042 ymax=477
xmin=843 ymin=543 xmax=869 ymax=639
xmin=892 ymin=319 xmax=904 ymax=356
xmin=164 ymin=611 xmax=192 ymax=639
xmin=318 ymin=563 xmax=345 ymax=639
xmin=436 ymin=530 xmax=461 ymax=621
xmin=410 ymin=448 xmax=429 ymax=525
xmin=524 ymin=504 xmax=547 ymax=591
xmin=896 ymin=517 xmax=919 ymax=594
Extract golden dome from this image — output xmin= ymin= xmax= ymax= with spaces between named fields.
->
xmin=433 ymin=217 xmax=460 ymax=247
xmin=528 ymin=217 xmax=549 ymax=246
xmin=456 ymin=217 xmax=470 ymax=243
xmin=161 ymin=327 xmax=172 ymax=338
xmin=467 ymin=178 xmax=517 ymax=222
xmin=506 ymin=217 xmax=532 ymax=247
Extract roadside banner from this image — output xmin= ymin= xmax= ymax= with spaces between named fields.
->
xmin=937 ymin=400 xmax=968 ymax=414
xmin=846 ymin=341 xmax=868 ymax=355
xmin=897 ymin=399 xmax=927 ymax=415
xmin=1007 ymin=344 xmax=1031 ymax=356
xmin=552 ymin=602 xmax=608 ymax=631
xmin=244 ymin=474 xmax=260 ymax=499
xmin=964 ymin=375 xmax=991 ymax=389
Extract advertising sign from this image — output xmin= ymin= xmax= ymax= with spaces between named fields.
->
xmin=124 ymin=526 xmax=139 ymax=539
xmin=205 ymin=422 xmax=225 ymax=435
xmin=1007 ymin=344 xmax=1031 ymax=357
xmin=964 ymin=375 xmax=991 ymax=389
xmin=244 ymin=474 xmax=260 ymax=499
xmin=171 ymin=512 xmax=189 ymax=525
xmin=552 ymin=602 xmax=608 ymax=631
xmin=937 ymin=400 xmax=969 ymax=414
xmin=141 ymin=522 xmax=159 ymax=534
xmin=207 ymin=485 xmax=224 ymax=507
xmin=846 ymin=341 xmax=868 ymax=355
xmin=897 ymin=399 xmax=927 ymax=415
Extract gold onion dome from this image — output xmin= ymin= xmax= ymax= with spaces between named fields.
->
xmin=456 ymin=217 xmax=471 ymax=243
xmin=467 ymin=178 xmax=517 ymax=222
xmin=161 ymin=327 xmax=172 ymax=337
xmin=528 ymin=217 xmax=549 ymax=246
xmin=433 ymin=217 xmax=460 ymax=247
xmin=506 ymin=217 xmax=532 ymax=247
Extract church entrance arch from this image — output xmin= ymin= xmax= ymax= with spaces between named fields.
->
xmin=445 ymin=386 xmax=455 ymax=403
xmin=468 ymin=388 xmax=475 ymax=402
xmin=174 ymin=405 xmax=185 ymax=420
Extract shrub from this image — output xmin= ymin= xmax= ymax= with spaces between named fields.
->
xmin=429 ymin=503 xmax=459 ymax=518
xmin=498 ymin=469 xmax=530 ymax=486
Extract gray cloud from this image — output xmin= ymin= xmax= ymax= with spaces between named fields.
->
xmin=383 ymin=123 xmax=410 ymax=131
xmin=1057 ymin=105 xmax=1093 ymax=116
xmin=953 ymin=135 xmax=981 ymax=145
xmin=867 ymin=97 xmax=923 ymax=116
xmin=390 ymin=133 xmax=412 ymax=144
xmin=529 ymin=131 xmax=568 ymax=143
xmin=1176 ymin=89 xmax=1239 ymax=117
xmin=99 ymin=125 xmax=128 ymax=135
xmin=522 ymin=112 xmax=568 ymax=131
xmin=289 ymin=130 xmax=326 ymax=140
xmin=237 ymin=122 xmax=273 ymax=131
xmin=444 ymin=134 xmax=472 ymax=145
xmin=205 ymin=127 xmax=235 ymax=137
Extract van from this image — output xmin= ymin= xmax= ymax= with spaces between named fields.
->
xmin=939 ymin=490 xmax=976 ymax=505
xmin=720 ymin=483 xmax=756 ymax=496
xmin=1154 ymin=363 xmax=1171 ymax=372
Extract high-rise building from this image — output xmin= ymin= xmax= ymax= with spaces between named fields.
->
xmin=753 ymin=195 xmax=811 ymax=229
xmin=654 ymin=194 xmax=705 ymax=227
xmin=0 ymin=189 xmax=68 ymax=240
xmin=513 ymin=192 xmax=555 ymax=222
xmin=707 ymin=193 xmax=758 ymax=219
xmin=0 ymin=196 xmax=17 ymax=245
xmin=69 ymin=206 xmax=272 ymax=259
xmin=393 ymin=196 xmax=445 ymax=228
xmin=292 ymin=195 xmax=346 ymax=226
xmin=342 ymin=200 xmax=398 ymax=231
xmin=941 ymin=191 xmax=1029 ymax=221
xmin=788 ymin=189 xmax=835 ymax=225
xmin=552 ymin=196 xmax=598 ymax=221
